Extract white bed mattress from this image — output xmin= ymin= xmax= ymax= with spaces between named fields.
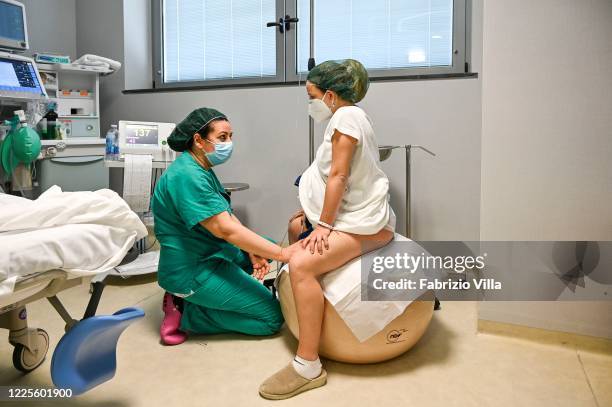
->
xmin=0 ymin=186 xmax=147 ymax=303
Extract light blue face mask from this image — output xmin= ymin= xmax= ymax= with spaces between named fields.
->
xmin=204 ymin=139 xmax=233 ymax=166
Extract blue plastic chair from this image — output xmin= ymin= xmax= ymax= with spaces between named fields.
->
xmin=51 ymin=307 xmax=145 ymax=395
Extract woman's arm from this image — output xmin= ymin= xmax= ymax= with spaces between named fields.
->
xmin=228 ymin=212 xmax=271 ymax=279
xmin=230 ymin=213 xmax=242 ymax=224
xmin=319 ymin=130 xmax=357 ymax=224
xmin=302 ymin=130 xmax=357 ymax=254
xmin=201 ymin=211 xmax=292 ymax=262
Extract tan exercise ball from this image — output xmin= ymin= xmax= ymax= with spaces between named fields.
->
xmin=277 ymin=271 xmax=434 ymax=364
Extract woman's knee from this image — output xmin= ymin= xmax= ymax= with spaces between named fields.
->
xmin=288 ymin=251 xmax=310 ymax=275
xmin=288 ymin=252 xmax=319 ymax=287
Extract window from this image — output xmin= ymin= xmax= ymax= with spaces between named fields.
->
xmin=153 ymin=0 xmax=468 ymax=88
xmin=296 ymin=0 xmax=456 ymax=73
xmin=160 ymin=0 xmax=280 ymax=83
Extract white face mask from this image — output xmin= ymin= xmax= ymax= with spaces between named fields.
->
xmin=308 ymin=92 xmax=333 ymax=123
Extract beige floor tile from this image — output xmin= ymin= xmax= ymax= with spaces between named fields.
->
xmin=578 ymin=350 xmax=612 ymax=407
xmin=465 ymin=336 xmax=598 ymax=407
xmin=0 ymin=285 xmax=606 ymax=407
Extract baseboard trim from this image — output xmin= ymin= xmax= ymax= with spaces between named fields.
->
xmin=477 ymin=319 xmax=612 ymax=354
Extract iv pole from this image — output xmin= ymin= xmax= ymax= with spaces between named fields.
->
xmin=378 ymin=145 xmax=436 ymax=237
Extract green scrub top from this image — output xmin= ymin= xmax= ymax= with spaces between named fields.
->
xmin=151 ymin=152 xmax=243 ymax=295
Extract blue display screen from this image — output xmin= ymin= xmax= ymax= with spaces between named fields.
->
xmin=0 ymin=57 xmax=44 ymax=95
xmin=0 ymin=1 xmax=26 ymax=42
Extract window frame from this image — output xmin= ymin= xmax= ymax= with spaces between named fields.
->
xmin=285 ymin=0 xmax=468 ymax=82
xmin=152 ymin=0 xmax=470 ymax=90
xmin=151 ymin=0 xmax=287 ymax=89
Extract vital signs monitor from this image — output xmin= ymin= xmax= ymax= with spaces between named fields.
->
xmin=0 ymin=0 xmax=28 ymax=51
xmin=118 ymin=121 xmax=176 ymax=161
xmin=0 ymin=52 xmax=47 ymax=100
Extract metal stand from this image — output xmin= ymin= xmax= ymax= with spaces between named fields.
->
xmin=379 ymin=144 xmax=436 ymax=238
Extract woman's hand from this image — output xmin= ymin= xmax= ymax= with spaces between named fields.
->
xmin=301 ymin=226 xmax=332 ymax=255
xmin=249 ymin=253 xmax=270 ymax=281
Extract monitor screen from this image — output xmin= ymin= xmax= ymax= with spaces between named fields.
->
xmin=125 ymin=124 xmax=159 ymax=146
xmin=0 ymin=1 xmax=27 ymax=49
xmin=0 ymin=57 xmax=44 ymax=96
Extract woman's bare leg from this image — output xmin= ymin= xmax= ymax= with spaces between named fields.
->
xmin=288 ymin=210 xmax=310 ymax=245
xmin=289 ymin=228 xmax=393 ymax=360
xmin=288 ymin=216 xmax=304 ymax=245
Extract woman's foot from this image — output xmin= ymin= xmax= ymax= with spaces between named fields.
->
xmin=160 ymin=293 xmax=187 ymax=346
xmin=259 ymin=363 xmax=327 ymax=400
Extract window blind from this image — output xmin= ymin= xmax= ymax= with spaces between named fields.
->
xmin=163 ymin=0 xmax=277 ymax=82
xmin=296 ymin=0 xmax=454 ymax=73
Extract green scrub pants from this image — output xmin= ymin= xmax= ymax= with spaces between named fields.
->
xmin=179 ymin=254 xmax=284 ymax=336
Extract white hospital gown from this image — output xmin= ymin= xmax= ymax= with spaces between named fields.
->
xmin=299 ymin=106 xmax=395 ymax=235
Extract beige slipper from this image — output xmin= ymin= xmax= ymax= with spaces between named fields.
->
xmin=259 ymin=363 xmax=327 ymax=400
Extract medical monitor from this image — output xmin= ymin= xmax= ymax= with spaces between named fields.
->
xmin=0 ymin=0 xmax=28 ymax=51
xmin=0 ymin=52 xmax=47 ymax=99
xmin=118 ymin=121 xmax=176 ymax=161
xmin=125 ymin=123 xmax=160 ymax=146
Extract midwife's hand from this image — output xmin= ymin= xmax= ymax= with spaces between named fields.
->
xmin=301 ymin=226 xmax=332 ymax=255
xmin=279 ymin=242 xmax=300 ymax=264
xmin=249 ymin=253 xmax=270 ymax=280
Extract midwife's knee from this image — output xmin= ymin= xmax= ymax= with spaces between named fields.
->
xmin=262 ymin=300 xmax=284 ymax=334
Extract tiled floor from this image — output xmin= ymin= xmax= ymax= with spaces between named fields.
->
xmin=0 ymin=281 xmax=610 ymax=407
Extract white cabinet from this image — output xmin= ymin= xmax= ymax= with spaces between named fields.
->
xmin=37 ymin=63 xmax=108 ymax=139
xmin=34 ymin=64 xmax=111 ymax=194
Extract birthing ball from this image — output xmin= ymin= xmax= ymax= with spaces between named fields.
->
xmin=277 ymin=271 xmax=434 ymax=364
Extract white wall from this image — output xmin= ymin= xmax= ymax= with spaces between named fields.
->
xmin=75 ymin=0 xmax=124 ymax=118
xmin=21 ymin=0 xmax=77 ymax=59
xmin=479 ymin=0 xmax=612 ymax=338
xmin=76 ymin=0 xmax=484 ymax=243
xmin=122 ymin=0 xmax=152 ymax=90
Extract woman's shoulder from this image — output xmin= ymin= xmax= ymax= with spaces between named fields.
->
xmin=332 ymin=106 xmax=373 ymax=130
xmin=165 ymin=154 xmax=213 ymax=184
xmin=170 ymin=152 xmax=205 ymax=172
xmin=336 ymin=105 xmax=366 ymax=117
xmin=333 ymin=105 xmax=371 ymax=124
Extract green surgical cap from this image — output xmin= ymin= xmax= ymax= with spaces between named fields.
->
xmin=167 ymin=107 xmax=227 ymax=152
xmin=307 ymin=59 xmax=369 ymax=103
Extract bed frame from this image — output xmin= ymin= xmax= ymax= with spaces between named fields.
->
xmin=0 ymin=271 xmax=106 ymax=372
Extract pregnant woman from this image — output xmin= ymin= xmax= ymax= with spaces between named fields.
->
xmin=259 ymin=60 xmax=396 ymax=399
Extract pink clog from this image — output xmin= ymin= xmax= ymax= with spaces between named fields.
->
xmin=160 ymin=293 xmax=187 ymax=346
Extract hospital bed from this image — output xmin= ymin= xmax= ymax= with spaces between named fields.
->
xmin=0 ymin=266 xmax=144 ymax=396
xmin=0 ymin=270 xmax=102 ymax=372
xmin=0 ymin=186 xmax=147 ymax=393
